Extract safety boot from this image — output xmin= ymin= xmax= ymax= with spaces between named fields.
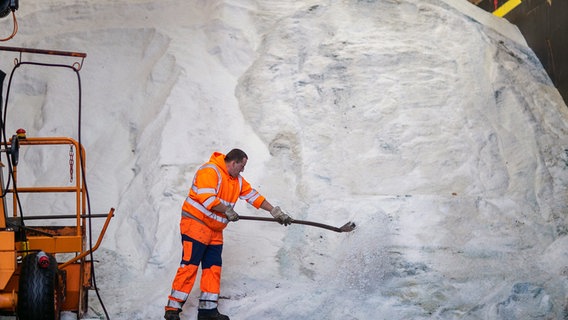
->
xmin=197 ymin=308 xmax=230 ymax=320
xmin=164 ymin=308 xmax=181 ymax=320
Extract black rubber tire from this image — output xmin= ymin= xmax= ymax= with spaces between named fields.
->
xmin=17 ymin=252 xmax=61 ymax=320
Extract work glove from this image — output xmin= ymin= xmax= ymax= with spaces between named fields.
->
xmin=225 ymin=207 xmax=239 ymax=222
xmin=270 ymin=206 xmax=292 ymax=226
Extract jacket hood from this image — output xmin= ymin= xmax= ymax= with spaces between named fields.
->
xmin=210 ymin=152 xmax=228 ymax=175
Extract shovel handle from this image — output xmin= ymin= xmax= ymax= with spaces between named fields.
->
xmin=238 ymin=215 xmax=355 ymax=233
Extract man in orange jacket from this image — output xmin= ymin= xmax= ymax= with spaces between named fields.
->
xmin=164 ymin=149 xmax=292 ymax=320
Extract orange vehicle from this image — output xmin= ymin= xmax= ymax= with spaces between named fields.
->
xmin=0 ymin=46 xmax=114 ymax=319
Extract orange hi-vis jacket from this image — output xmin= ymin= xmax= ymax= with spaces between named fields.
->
xmin=181 ymin=152 xmax=266 ymax=231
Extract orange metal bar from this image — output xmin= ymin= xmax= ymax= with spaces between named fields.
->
xmin=27 ymin=235 xmax=83 ymax=254
xmin=0 ymin=46 xmax=87 ymax=71
xmin=59 ymin=208 xmax=115 ymax=269
xmin=0 ymin=46 xmax=87 ymax=58
xmin=8 ymin=137 xmax=86 ymax=236
xmin=11 ymin=165 xmax=17 ymax=219
xmin=0 ymin=206 xmax=4 ymax=229
xmin=59 ymin=263 xmax=83 ymax=311
xmin=7 ymin=186 xmax=79 ymax=193
xmin=16 ymin=136 xmax=80 ymax=146
xmin=0 ymin=231 xmax=16 ymax=290
xmin=0 ymin=290 xmax=16 ymax=310
xmin=0 ymin=163 xmax=6 ymax=229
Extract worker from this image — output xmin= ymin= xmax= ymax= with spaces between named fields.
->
xmin=164 ymin=148 xmax=292 ymax=320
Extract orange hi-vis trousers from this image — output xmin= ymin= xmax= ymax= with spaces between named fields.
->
xmin=166 ymin=216 xmax=224 ymax=312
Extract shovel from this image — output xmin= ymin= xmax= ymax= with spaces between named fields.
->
xmin=238 ymin=215 xmax=356 ymax=233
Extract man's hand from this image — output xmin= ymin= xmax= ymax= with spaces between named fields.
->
xmin=270 ymin=206 xmax=292 ymax=226
xmin=225 ymin=207 xmax=239 ymax=222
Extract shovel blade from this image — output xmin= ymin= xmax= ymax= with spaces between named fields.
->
xmin=339 ymin=221 xmax=356 ymax=232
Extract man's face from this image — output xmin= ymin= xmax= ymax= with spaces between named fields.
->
xmin=228 ymin=158 xmax=247 ymax=178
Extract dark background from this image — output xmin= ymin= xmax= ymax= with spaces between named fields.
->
xmin=474 ymin=0 xmax=567 ymax=105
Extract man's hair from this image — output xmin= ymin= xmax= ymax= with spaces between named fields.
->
xmin=225 ymin=148 xmax=248 ymax=163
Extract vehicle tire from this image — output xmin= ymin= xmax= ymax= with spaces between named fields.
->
xmin=17 ymin=252 xmax=62 ymax=320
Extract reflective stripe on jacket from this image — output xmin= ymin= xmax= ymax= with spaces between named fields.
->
xmin=181 ymin=152 xmax=266 ymax=231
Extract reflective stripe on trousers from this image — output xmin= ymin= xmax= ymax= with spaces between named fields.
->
xmin=198 ymin=292 xmax=220 ymax=310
